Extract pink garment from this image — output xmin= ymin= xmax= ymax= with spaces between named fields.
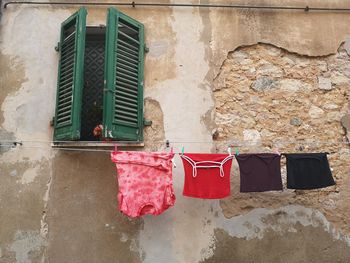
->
xmin=111 ymin=151 xmax=176 ymax=218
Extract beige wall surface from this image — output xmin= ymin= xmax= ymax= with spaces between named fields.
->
xmin=0 ymin=0 xmax=350 ymax=262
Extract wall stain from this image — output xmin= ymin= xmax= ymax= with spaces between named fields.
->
xmin=0 ymin=51 xmax=27 ymax=128
xmin=0 ymin=160 xmax=50 ymax=262
xmin=201 ymin=225 xmax=350 ymax=263
xmin=47 ymin=152 xmax=143 ymax=263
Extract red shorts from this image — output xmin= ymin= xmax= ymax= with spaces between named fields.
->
xmin=180 ymin=153 xmax=233 ymax=199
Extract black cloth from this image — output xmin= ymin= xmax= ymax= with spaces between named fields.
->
xmin=285 ymin=153 xmax=335 ymax=190
xmin=236 ymin=153 xmax=283 ymax=192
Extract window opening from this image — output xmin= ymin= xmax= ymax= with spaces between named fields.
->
xmin=81 ymin=26 xmax=106 ymax=141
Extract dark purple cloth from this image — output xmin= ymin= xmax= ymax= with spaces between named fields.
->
xmin=236 ymin=153 xmax=282 ymax=192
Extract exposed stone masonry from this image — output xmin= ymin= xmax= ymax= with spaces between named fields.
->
xmin=213 ymin=43 xmax=350 ymax=233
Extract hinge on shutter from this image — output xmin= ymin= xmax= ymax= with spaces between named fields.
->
xmin=143 ymin=118 xmax=152 ymax=126
xmin=144 ymin=44 xmax=149 ymax=53
xmin=50 ymin=117 xmax=55 ymax=127
xmin=55 ymin=42 xmax=60 ymax=52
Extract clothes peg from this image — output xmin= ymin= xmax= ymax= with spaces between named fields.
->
xmin=235 ymin=147 xmax=239 ymax=156
xmin=166 ymin=140 xmax=170 ymax=148
xmin=227 ymin=147 xmax=232 ymax=156
xmin=114 ymin=145 xmax=118 ymax=152
xmin=274 ymin=148 xmax=281 ymax=156
xmin=171 ymin=157 xmax=177 ymax=168
xmin=181 ymin=146 xmax=184 ymax=155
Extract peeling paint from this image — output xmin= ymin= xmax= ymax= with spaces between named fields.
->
xmin=0 ymin=52 xmax=27 ymax=126
xmin=9 ymin=230 xmax=46 ymax=263
xmin=20 ymin=167 xmax=39 ymax=184
xmin=202 ymin=206 xmax=350 ymax=263
xmin=216 ymin=205 xmax=350 ymax=244
xmin=143 ymin=98 xmax=165 ymax=151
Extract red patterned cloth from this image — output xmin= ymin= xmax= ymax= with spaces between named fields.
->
xmin=111 ymin=151 xmax=175 ymax=218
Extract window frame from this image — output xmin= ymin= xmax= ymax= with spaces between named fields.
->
xmin=52 ymin=7 xmax=147 ymax=146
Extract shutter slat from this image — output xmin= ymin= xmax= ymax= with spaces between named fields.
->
xmin=115 ymin=90 xmax=137 ymax=101
xmin=60 ymin=52 xmax=75 ymax=65
xmin=60 ymin=49 xmax=75 ymax=62
xmin=60 ymin=62 xmax=74 ymax=73
xmin=58 ymin=82 xmax=73 ymax=92
xmin=116 ymin=85 xmax=138 ymax=95
xmin=117 ymin=62 xmax=138 ymax=75
xmin=60 ymin=52 xmax=75 ymax=64
xmin=61 ymin=36 xmax=76 ymax=52
xmin=116 ymin=71 xmax=139 ymax=82
xmin=56 ymin=120 xmax=71 ymax=127
xmin=58 ymin=90 xmax=72 ymax=99
xmin=60 ymin=46 xmax=75 ymax=59
xmin=116 ymin=66 xmax=138 ymax=78
xmin=62 ymin=34 xmax=76 ymax=48
xmin=115 ymin=55 xmax=138 ymax=70
xmin=115 ymin=106 xmax=138 ymax=116
xmin=118 ymin=31 xmax=139 ymax=45
xmin=115 ymin=106 xmax=137 ymax=120
xmin=59 ymin=78 xmax=73 ymax=87
xmin=59 ymin=72 xmax=74 ymax=82
xmin=118 ymin=42 xmax=139 ymax=57
xmin=64 ymin=31 xmax=76 ymax=42
xmin=115 ymin=98 xmax=138 ymax=110
xmin=116 ymin=75 xmax=138 ymax=87
xmin=61 ymin=38 xmax=75 ymax=55
xmin=114 ymin=116 xmax=137 ymax=125
xmin=117 ymin=39 xmax=138 ymax=52
xmin=116 ymin=51 xmax=139 ymax=65
xmin=57 ymin=99 xmax=72 ymax=108
xmin=59 ymin=91 xmax=73 ymax=100
xmin=58 ymin=107 xmax=72 ymax=116
xmin=117 ymin=48 xmax=139 ymax=61
xmin=119 ymin=21 xmax=139 ymax=35
xmin=57 ymin=115 xmax=71 ymax=123
xmin=57 ymin=110 xmax=71 ymax=119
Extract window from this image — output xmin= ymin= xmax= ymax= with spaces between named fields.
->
xmin=53 ymin=7 xmax=146 ymax=143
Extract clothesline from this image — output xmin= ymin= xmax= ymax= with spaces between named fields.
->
xmin=111 ymin=151 xmax=337 ymax=217
xmin=1 ymin=144 xmax=350 ymax=154
xmin=0 ymin=138 xmax=349 ymax=145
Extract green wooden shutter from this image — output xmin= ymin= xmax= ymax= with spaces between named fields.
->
xmin=53 ymin=8 xmax=87 ymax=141
xmin=103 ymin=7 xmax=144 ymax=141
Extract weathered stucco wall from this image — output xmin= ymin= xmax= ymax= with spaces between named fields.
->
xmin=0 ymin=0 xmax=350 ymax=262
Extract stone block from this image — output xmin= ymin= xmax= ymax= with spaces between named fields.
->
xmin=278 ymin=79 xmax=312 ymax=92
xmin=343 ymin=38 xmax=350 ymax=56
xmin=257 ymin=63 xmax=283 ymax=77
xmin=308 ymin=105 xmax=324 ymax=118
xmin=290 ymin=117 xmax=302 ymax=126
xmin=251 ymin=77 xmax=278 ymax=92
xmin=243 ymin=129 xmax=261 ymax=145
xmin=318 ymin=76 xmax=333 ymax=90
xmin=343 ymin=115 xmax=350 ymax=128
